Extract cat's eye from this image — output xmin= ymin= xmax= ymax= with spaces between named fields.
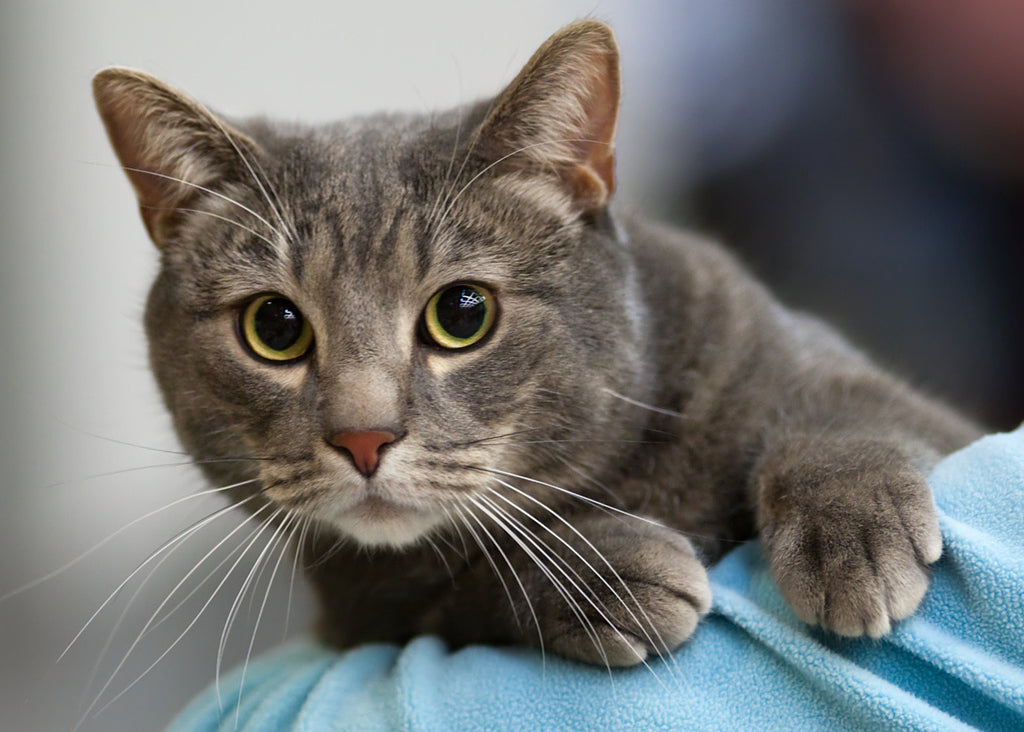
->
xmin=422 ymin=283 xmax=497 ymax=350
xmin=241 ymin=295 xmax=314 ymax=362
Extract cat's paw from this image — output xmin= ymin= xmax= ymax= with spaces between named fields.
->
xmin=529 ymin=518 xmax=711 ymax=666
xmin=759 ymin=442 xmax=942 ymax=637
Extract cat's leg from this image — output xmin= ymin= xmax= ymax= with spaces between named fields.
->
xmin=753 ymin=432 xmax=942 ymax=637
xmin=502 ymin=514 xmax=711 ymax=666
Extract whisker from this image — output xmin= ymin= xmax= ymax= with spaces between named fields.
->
xmin=304 ymin=529 xmax=347 ymax=569
xmin=448 ymin=503 xmax=522 ymax=634
xmin=146 ymin=515 xmax=269 ymax=638
xmin=77 ymin=516 xmax=199 ymax=712
xmin=474 ymin=494 xmax=623 ymax=646
xmin=105 ymin=164 xmax=287 ymax=243
xmin=426 ymin=91 xmax=466 ymax=228
xmin=233 ymin=512 xmax=298 ymax=724
xmin=464 ymin=438 xmax=662 ymax=447
xmin=86 ymin=506 xmax=282 ymax=724
xmin=50 ymin=419 xmax=189 ymax=456
xmin=427 ymin=119 xmax=484 ymax=232
xmin=602 ymin=388 xmax=687 ymax=419
xmin=216 ymin=509 xmax=289 ymax=703
xmin=551 ymin=453 xmax=619 ymax=503
xmin=94 ymin=502 xmax=274 ymax=677
xmin=243 ymin=512 xmax=291 ymax=618
xmin=206 ymin=114 xmax=299 ymax=247
xmin=463 ymin=494 xmax=609 ymax=670
xmin=450 ymin=427 xmax=549 ymax=449
xmin=43 ymin=458 xmax=268 ymax=492
xmin=438 ymin=505 xmax=471 ymax=563
xmin=470 ymin=466 xmax=665 ymax=529
xmin=1 ymin=479 xmax=259 ymax=605
xmin=481 ymin=486 xmax=673 ymax=676
xmin=420 ymin=532 xmax=456 ymax=580
xmin=459 ymin=498 xmax=549 ymax=661
xmin=283 ymin=514 xmax=312 ymax=640
xmin=479 ymin=466 xmax=742 ymax=547
xmin=58 ymin=492 xmax=265 ymax=662
xmin=433 ymin=137 xmax=607 ymax=233
xmin=172 ymin=207 xmax=282 ymax=251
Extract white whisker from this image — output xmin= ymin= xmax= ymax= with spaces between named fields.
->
xmin=86 ymin=506 xmax=282 ymax=724
xmin=601 ymin=388 xmax=687 ymax=419
xmin=455 ymin=501 xmax=541 ymax=651
xmin=449 ymin=503 xmax=519 ymax=622
xmin=234 ymin=512 xmax=298 ymax=726
xmin=77 ymin=518 xmax=197 ymax=712
xmin=58 ymin=490 xmax=263 ymax=661
xmin=174 ymin=207 xmax=283 ymax=251
xmin=215 ymin=507 xmax=289 ymax=710
xmin=2 ymin=479 xmax=258 ymax=605
xmin=283 ymin=515 xmax=312 ymax=640
xmin=433 ymin=137 xmax=605 ymax=233
xmin=472 ymin=466 xmax=665 ymax=529
xmin=481 ymin=486 xmax=673 ymax=675
xmin=206 ymin=114 xmax=298 ymax=248
xmin=147 ymin=516 xmax=268 ymax=638
xmin=426 ymin=98 xmax=466 ymax=228
xmin=464 ymin=494 xmax=610 ymax=670
xmin=421 ymin=533 xmax=456 ymax=580
xmin=111 ymin=165 xmax=286 ymax=243
xmin=439 ymin=505 xmax=472 ymax=562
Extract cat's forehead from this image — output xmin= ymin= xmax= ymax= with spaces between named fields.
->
xmin=176 ymin=111 xmax=565 ymax=310
xmin=253 ymin=110 xmax=465 ymax=201
xmin=241 ymin=111 xmax=569 ymax=280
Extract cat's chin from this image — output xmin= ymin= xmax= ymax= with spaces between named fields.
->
xmin=328 ymin=496 xmax=444 ymax=549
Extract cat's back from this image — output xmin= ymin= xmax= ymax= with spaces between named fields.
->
xmin=618 ymin=212 xmax=978 ymax=467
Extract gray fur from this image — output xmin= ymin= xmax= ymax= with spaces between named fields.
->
xmin=93 ymin=21 xmax=980 ymax=666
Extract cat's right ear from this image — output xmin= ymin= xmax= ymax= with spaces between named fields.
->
xmin=92 ymin=68 xmax=258 ymax=248
xmin=476 ymin=20 xmax=621 ymax=213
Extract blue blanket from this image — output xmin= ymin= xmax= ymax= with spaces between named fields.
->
xmin=169 ymin=428 xmax=1024 ymax=731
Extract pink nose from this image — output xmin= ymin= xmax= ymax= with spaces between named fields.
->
xmin=328 ymin=430 xmax=397 ymax=477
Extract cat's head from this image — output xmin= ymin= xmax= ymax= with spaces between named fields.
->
xmin=93 ymin=21 xmax=650 ymax=548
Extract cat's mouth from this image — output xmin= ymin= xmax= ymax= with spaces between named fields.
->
xmin=326 ymin=492 xmax=445 ymax=548
xmin=353 ymin=495 xmax=407 ymax=521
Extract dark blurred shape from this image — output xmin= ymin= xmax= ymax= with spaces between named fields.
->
xmin=623 ymin=0 xmax=1023 ymax=429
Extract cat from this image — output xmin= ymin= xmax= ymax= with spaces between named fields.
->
xmin=92 ymin=20 xmax=981 ymax=668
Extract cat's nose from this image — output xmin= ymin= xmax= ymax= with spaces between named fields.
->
xmin=327 ymin=429 xmax=397 ymax=477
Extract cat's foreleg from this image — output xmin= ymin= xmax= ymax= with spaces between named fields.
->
xmin=495 ymin=512 xmax=711 ymax=666
xmin=752 ymin=431 xmax=942 ymax=637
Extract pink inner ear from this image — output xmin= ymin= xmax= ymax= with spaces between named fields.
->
xmin=476 ymin=22 xmax=622 ymax=212
xmin=103 ymin=117 xmax=188 ymax=244
xmin=93 ymin=68 xmax=252 ymax=247
xmin=566 ymin=160 xmax=614 ymax=211
xmin=94 ymin=77 xmax=180 ymax=235
xmin=574 ymin=55 xmax=619 ymax=208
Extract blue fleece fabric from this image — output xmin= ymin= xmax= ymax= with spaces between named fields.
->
xmin=169 ymin=428 xmax=1024 ymax=731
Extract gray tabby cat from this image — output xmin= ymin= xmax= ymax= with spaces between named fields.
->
xmin=92 ymin=21 xmax=980 ymax=667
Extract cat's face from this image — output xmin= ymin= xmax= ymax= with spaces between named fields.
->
xmin=96 ymin=24 xmax=647 ymax=548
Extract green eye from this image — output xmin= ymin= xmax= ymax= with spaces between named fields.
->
xmin=241 ymin=295 xmax=314 ymax=362
xmin=423 ymin=283 xmax=496 ymax=350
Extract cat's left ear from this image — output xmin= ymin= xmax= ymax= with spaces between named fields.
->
xmin=477 ymin=20 xmax=620 ymax=213
xmin=92 ymin=68 xmax=260 ymax=247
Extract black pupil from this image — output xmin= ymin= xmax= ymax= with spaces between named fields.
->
xmin=436 ymin=286 xmax=487 ymax=339
xmin=254 ymin=298 xmax=303 ymax=351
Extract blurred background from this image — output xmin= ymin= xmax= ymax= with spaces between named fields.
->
xmin=1 ymin=1 xmax=1021 ymax=730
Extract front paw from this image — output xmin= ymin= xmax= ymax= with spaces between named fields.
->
xmin=527 ymin=518 xmax=711 ymax=666
xmin=759 ymin=444 xmax=942 ymax=637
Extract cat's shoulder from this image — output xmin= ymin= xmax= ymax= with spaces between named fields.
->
xmin=617 ymin=211 xmax=768 ymax=305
